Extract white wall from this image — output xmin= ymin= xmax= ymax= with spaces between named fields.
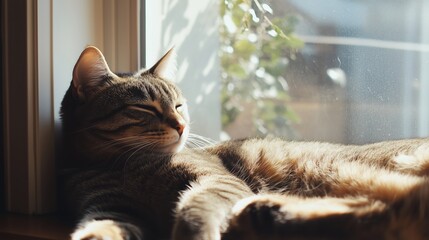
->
xmin=145 ymin=0 xmax=221 ymax=140
xmin=53 ymin=0 xmax=105 ymax=121
xmin=52 ymin=0 xmax=221 ymax=139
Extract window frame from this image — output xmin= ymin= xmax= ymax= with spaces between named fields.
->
xmin=2 ymin=0 xmax=140 ymax=214
xmin=2 ymin=0 xmax=48 ymax=214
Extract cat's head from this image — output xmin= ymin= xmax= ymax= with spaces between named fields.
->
xmin=61 ymin=46 xmax=189 ymax=166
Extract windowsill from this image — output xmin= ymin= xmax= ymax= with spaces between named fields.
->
xmin=0 ymin=213 xmax=72 ymax=240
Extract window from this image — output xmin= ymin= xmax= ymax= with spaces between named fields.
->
xmin=144 ymin=0 xmax=429 ymax=144
xmin=144 ymin=0 xmax=222 ymax=139
xmin=221 ymin=0 xmax=429 ymax=144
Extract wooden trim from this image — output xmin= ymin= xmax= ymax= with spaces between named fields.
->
xmin=103 ymin=0 xmax=140 ymax=72
xmin=2 ymin=0 xmax=55 ymax=214
xmin=27 ymin=0 xmax=37 ymax=214
xmin=130 ymin=0 xmax=140 ymax=70
xmin=3 ymin=0 xmax=34 ymax=214
xmin=0 ymin=0 xmax=4 ymax=213
xmin=103 ymin=0 xmax=117 ymax=70
xmin=35 ymin=0 xmax=55 ymax=213
xmin=2 ymin=0 xmax=140 ymax=214
xmin=140 ymin=0 xmax=146 ymax=68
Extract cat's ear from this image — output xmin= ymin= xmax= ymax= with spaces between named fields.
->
xmin=147 ymin=48 xmax=177 ymax=81
xmin=72 ymin=46 xmax=119 ymax=101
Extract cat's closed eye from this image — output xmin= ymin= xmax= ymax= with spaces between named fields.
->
xmin=127 ymin=104 xmax=163 ymax=119
xmin=175 ymin=104 xmax=185 ymax=113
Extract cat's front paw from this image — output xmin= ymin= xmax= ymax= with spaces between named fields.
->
xmin=71 ymin=219 xmax=142 ymax=240
xmin=224 ymin=195 xmax=283 ymax=239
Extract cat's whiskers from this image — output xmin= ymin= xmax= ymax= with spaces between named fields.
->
xmin=94 ymin=136 xmax=144 ymax=151
xmin=71 ymin=124 xmax=101 ymax=134
xmin=109 ymin=140 xmax=156 ymax=168
xmin=95 ymin=132 xmax=174 ymax=152
xmin=119 ymin=139 xmax=163 ymax=171
xmin=186 ymin=133 xmax=217 ymax=149
xmin=186 ymin=140 xmax=210 ymax=149
xmin=110 ymin=135 xmax=167 ymax=155
xmin=186 ymin=141 xmax=215 ymax=150
xmin=190 ymin=133 xmax=217 ymax=144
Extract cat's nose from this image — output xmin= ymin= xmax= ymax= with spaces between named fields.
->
xmin=168 ymin=118 xmax=186 ymax=136
xmin=175 ymin=122 xmax=186 ymax=136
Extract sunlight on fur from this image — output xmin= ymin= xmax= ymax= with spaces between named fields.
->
xmin=59 ymin=46 xmax=429 ymax=240
xmin=72 ymin=220 xmax=124 ymax=240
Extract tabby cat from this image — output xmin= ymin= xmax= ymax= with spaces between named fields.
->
xmin=60 ymin=46 xmax=429 ymax=240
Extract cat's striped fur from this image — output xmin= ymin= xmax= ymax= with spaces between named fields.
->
xmin=60 ymin=46 xmax=429 ymax=240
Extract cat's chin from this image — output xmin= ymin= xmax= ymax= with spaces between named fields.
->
xmin=158 ymin=141 xmax=186 ymax=154
xmin=172 ymin=133 xmax=189 ymax=153
xmin=159 ymin=128 xmax=189 ymax=154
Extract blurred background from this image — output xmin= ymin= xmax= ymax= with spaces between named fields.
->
xmin=219 ymin=0 xmax=429 ymax=144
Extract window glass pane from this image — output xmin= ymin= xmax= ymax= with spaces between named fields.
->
xmin=220 ymin=0 xmax=429 ymax=144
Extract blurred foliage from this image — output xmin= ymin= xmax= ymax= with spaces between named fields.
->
xmin=220 ymin=0 xmax=303 ymax=138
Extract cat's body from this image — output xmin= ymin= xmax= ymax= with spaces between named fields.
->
xmin=60 ymin=46 xmax=429 ymax=240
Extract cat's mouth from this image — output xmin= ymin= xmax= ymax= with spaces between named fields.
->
xmin=162 ymin=127 xmax=189 ymax=153
xmin=148 ymin=127 xmax=189 ymax=154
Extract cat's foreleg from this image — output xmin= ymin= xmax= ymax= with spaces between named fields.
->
xmin=71 ymin=212 xmax=144 ymax=240
xmin=172 ymin=175 xmax=253 ymax=240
